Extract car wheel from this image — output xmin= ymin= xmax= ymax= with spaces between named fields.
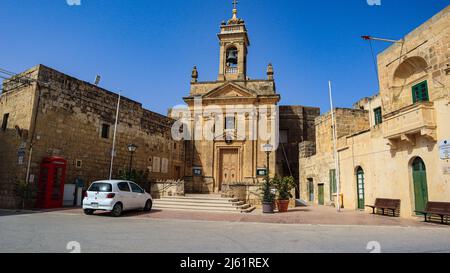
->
xmin=84 ymin=209 xmax=94 ymax=215
xmin=143 ymin=200 xmax=152 ymax=212
xmin=111 ymin=203 xmax=123 ymax=217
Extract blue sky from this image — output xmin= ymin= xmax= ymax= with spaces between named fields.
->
xmin=0 ymin=0 xmax=448 ymax=115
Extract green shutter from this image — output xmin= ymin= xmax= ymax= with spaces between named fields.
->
xmin=318 ymin=184 xmax=325 ymax=205
xmin=308 ymin=179 xmax=314 ymax=202
xmin=329 ymin=169 xmax=336 ymax=199
xmin=374 ymin=107 xmax=382 ymax=125
xmin=412 ymin=81 xmax=429 ymax=103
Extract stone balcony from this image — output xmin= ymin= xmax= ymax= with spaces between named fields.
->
xmin=383 ymin=102 xmax=437 ymax=147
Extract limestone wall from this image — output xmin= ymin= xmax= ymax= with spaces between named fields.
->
xmin=299 ymin=108 xmax=370 ymax=206
xmin=0 ymin=65 xmax=184 ymax=208
xmin=0 ymin=75 xmax=38 ymax=208
xmin=339 ymin=99 xmax=450 ymax=217
xmin=34 ymin=65 xmax=184 ymax=185
xmin=277 ymin=105 xmax=320 ymax=197
xmin=299 ymin=153 xmax=335 ymax=206
xmin=377 ymin=6 xmax=450 ymax=115
xmin=353 ymin=95 xmax=382 ymax=127
xmin=299 ymin=6 xmax=450 ymax=217
xmin=315 ymin=108 xmax=370 ymax=154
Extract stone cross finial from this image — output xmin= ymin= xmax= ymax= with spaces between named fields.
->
xmin=232 ymin=0 xmax=238 ymax=20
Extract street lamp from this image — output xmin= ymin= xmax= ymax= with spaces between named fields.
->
xmin=262 ymin=143 xmax=274 ymax=179
xmin=127 ymin=143 xmax=138 ymax=180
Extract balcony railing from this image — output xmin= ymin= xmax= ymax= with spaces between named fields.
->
xmin=221 ymin=25 xmax=244 ymax=34
xmin=225 ymin=67 xmax=238 ymax=75
xmin=383 ymin=102 xmax=436 ymax=143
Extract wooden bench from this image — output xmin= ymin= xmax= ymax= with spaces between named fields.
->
xmin=415 ymin=202 xmax=450 ymax=224
xmin=366 ymin=198 xmax=401 ymax=217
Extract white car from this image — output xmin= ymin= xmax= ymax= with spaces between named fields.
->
xmin=82 ymin=180 xmax=153 ymax=217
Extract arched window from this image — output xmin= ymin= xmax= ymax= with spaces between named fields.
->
xmin=393 ymin=56 xmax=430 ymax=103
xmin=356 ymin=167 xmax=365 ymax=210
xmin=226 ymin=46 xmax=238 ymax=68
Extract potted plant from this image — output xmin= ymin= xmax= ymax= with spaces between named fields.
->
xmin=273 ymin=176 xmax=295 ymax=213
xmin=260 ymin=177 xmax=275 ymax=213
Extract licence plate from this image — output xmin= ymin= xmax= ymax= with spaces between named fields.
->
xmin=91 ymin=203 xmax=99 ymax=208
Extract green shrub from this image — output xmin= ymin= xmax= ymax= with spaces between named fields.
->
xmin=272 ymin=176 xmax=296 ymax=200
xmin=260 ymin=177 xmax=275 ymax=203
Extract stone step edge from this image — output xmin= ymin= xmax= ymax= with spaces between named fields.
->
xmin=160 ymin=196 xmax=239 ymax=202
xmin=152 ymin=207 xmax=243 ymax=214
xmin=241 ymin=206 xmax=257 ymax=213
xmin=154 ymin=201 xmax=248 ymax=209
xmin=157 ymin=198 xmax=241 ymax=204
xmin=154 ymin=204 xmax=256 ymax=213
xmin=153 ymin=205 xmax=240 ymax=212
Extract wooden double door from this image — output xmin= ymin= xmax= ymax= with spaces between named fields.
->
xmin=218 ymin=149 xmax=240 ymax=191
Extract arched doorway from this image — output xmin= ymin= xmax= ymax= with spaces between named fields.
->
xmin=356 ymin=167 xmax=365 ymax=210
xmin=412 ymin=157 xmax=429 ymax=214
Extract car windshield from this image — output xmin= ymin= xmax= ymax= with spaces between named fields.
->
xmin=88 ymin=183 xmax=112 ymax=192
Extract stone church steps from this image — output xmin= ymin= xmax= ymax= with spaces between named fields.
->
xmin=155 ymin=200 xmax=241 ymax=208
xmin=157 ymin=196 xmax=240 ymax=204
xmin=153 ymin=195 xmax=256 ymax=213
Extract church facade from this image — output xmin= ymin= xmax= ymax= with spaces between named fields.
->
xmin=171 ymin=6 xmax=319 ymax=201
xmin=0 ymin=4 xmax=319 ymax=209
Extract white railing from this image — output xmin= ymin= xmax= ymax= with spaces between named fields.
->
xmin=225 ymin=67 xmax=238 ymax=74
xmin=222 ymin=26 xmax=242 ymax=33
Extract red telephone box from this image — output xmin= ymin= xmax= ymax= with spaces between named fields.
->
xmin=36 ymin=157 xmax=67 ymax=209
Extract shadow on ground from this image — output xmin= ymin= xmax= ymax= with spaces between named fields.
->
xmin=1 ymin=205 xmax=448 ymax=227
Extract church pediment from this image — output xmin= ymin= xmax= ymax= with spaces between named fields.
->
xmin=203 ymin=82 xmax=257 ymax=99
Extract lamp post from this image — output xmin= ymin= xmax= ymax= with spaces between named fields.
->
xmin=262 ymin=143 xmax=274 ymax=180
xmin=127 ymin=144 xmax=138 ymax=180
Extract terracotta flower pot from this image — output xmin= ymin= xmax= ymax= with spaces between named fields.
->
xmin=262 ymin=202 xmax=275 ymax=214
xmin=276 ymin=199 xmax=290 ymax=213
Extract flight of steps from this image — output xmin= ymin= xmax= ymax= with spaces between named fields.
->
xmin=153 ymin=194 xmax=256 ymax=213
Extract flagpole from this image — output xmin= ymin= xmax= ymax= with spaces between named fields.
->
xmin=109 ymin=92 xmax=121 ymax=180
xmin=329 ymin=81 xmax=341 ymax=212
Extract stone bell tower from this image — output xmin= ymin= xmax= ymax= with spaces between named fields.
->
xmin=217 ymin=1 xmax=250 ymax=81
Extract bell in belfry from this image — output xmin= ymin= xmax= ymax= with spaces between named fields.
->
xmin=226 ymin=49 xmax=238 ymax=66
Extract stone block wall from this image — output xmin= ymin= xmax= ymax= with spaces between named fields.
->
xmin=315 ymin=108 xmax=370 ymax=154
xmin=277 ymin=105 xmax=320 ymax=198
xmin=299 ymin=108 xmax=369 ymax=206
xmin=299 ymin=141 xmax=316 ymax=158
xmin=0 ymin=65 xmax=185 ymax=208
xmin=0 ymin=71 xmax=38 ymax=208
xmin=377 ymin=6 xmax=450 ymax=115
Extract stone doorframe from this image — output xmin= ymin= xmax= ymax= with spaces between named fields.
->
xmin=214 ymin=144 xmax=244 ymax=193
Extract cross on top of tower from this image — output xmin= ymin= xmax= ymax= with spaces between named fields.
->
xmin=229 ymin=0 xmax=242 ymax=23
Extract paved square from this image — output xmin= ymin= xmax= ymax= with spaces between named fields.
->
xmin=1 ymin=207 xmax=449 ymax=253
